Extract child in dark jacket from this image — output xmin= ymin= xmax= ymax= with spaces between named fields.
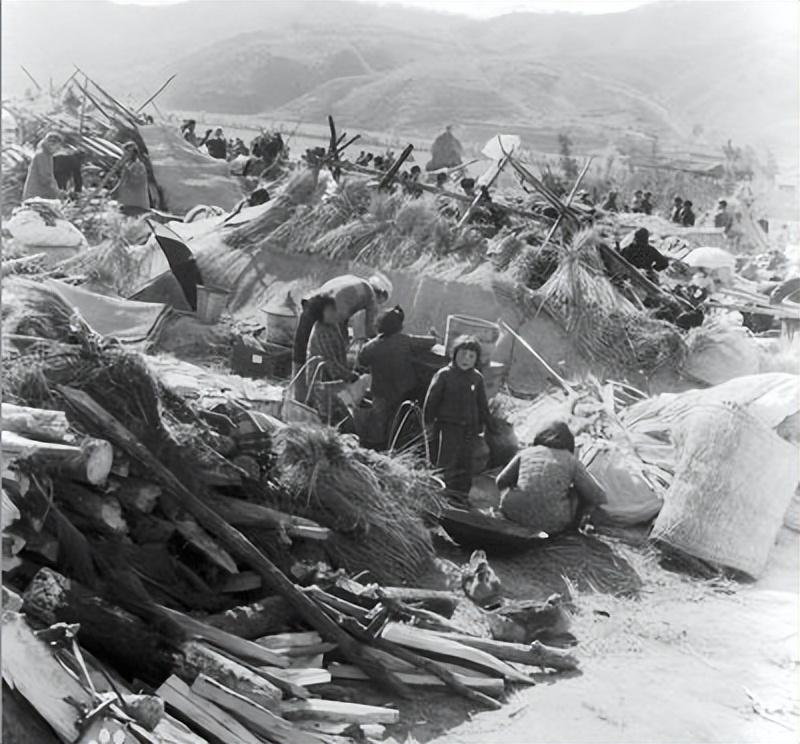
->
xmin=423 ymin=335 xmax=493 ymax=495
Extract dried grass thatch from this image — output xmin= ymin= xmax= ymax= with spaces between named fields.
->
xmin=272 ymin=425 xmax=445 ymax=584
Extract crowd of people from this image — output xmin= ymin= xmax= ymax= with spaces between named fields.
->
xmin=180 ymin=119 xmax=285 ymax=171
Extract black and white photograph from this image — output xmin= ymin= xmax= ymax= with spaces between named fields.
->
xmin=1 ymin=0 xmax=798 ymax=742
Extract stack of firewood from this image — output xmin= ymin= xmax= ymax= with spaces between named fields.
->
xmin=2 ymin=385 xmax=580 ymax=741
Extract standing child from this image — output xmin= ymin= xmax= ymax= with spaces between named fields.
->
xmin=423 ymin=336 xmax=493 ymax=496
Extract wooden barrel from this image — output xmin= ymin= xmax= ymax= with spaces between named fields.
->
xmin=444 ymin=315 xmax=500 ymax=363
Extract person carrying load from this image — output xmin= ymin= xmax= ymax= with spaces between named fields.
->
xmin=316 ymin=273 xmax=392 ymax=341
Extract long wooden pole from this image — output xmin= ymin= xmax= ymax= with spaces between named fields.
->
xmin=136 ymin=74 xmax=176 ymax=113
xmin=57 ymin=386 xmax=411 ymax=699
xmin=19 ymin=65 xmax=42 ymax=92
xmin=456 ymin=155 xmax=509 ymax=229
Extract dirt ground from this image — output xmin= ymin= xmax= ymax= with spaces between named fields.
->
xmin=401 ymin=528 xmax=799 ymax=744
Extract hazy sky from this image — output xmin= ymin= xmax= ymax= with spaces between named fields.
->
xmin=107 ymin=0 xmax=654 ymax=16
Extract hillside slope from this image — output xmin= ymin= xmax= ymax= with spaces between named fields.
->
xmin=2 ymin=0 xmax=796 ymax=158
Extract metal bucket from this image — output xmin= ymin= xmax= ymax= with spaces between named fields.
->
xmin=264 ymin=291 xmax=299 ymax=346
xmin=444 ymin=315 xmax=500 ymax=363
xmin=196 ymin=285 xmax=230 ymax=324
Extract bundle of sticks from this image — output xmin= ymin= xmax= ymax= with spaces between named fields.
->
xmin=2 ymin=387 xmax=579 ymax=742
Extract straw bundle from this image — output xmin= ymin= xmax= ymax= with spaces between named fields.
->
xmin=273 ymin=425 xmax=444 ymax=584
xmin=538 ymin=228 xmax=626 ymax=329
xmin=575 ymin=307 xmax=685 ymax=374
xmin=224 ymin=169 xmax=322 ymax=249
xmin=2 ymin=278 xmax=75 ymax=341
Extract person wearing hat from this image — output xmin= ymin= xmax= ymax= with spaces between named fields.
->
xmin=621 ymin=227 xmax=669 ymax=278
xmin=679 ymin=199 xmax=696 ymax=227
xmin=23 ymin=131 xmax=63 ymax=200
xmin=714 ymin=199 xmax=733 ymax=233
xmin=357 ymin=306 xmax=417 ymax=450
xmin=316 ymin=273 xmax=392 ymax=341
xmin=112 ymin=142 xmax=150 ymax=217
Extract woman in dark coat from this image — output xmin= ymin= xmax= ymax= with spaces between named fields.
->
xmin=357 ymin=306 xmax=417 ymax=449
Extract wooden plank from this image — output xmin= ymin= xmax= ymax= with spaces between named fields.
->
xmin=256 ymin=631 xmax=322 ymax=649
xmin=160 ymin=606 xmax=289 ymax=668
xmin=429 ymin=632 xmax=579 ymax=671
xmin=266 ymin=667 xmax=331 ymax=687
xmin=156 ymin=675 xmax=262 ymax=744
xmin=381 ymin=622 xmax=534 ymax=684
xmin=206 ymin=493 xmax=330 ymax=541
xmin=280 ymin=699 xmax=400 ymax=725
xmin=191 ymin=674 xmax=324 ymax=744
xmin=1 ymin=611 xmax=90 ymax=741
xmin=328 ymin=662 xmax=505 ymax=694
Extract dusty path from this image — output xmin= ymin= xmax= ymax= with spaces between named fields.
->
xmin=426 ymin=529 xmax=799 ymax=744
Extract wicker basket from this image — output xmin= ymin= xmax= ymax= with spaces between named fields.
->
xmin=652 ymin=402 xmax=799 ymax=579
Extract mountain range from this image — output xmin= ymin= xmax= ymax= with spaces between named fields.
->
xmin=2 ymin=0 xmax=797 ymax=162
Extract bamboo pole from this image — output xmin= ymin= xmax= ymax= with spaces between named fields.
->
xmin=456 ymin=155 xmax=510 ymax=229
xmin=499 ymin=320 xmax=573 ymax=395
xmin=19 ymin=65 xmax=42 ymax=92
xmin=136 ymin=74 xmax=177 ymax=113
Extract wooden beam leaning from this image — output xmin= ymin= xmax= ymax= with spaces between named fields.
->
xmin=57 ymin=385 xmax=411 ymax=699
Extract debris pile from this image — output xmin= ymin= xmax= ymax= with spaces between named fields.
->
xmin=2 ymin=308 xmax=580 ymax=741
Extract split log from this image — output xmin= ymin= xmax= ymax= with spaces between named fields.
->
xmin=220 ymin=571 xmax=262 ymax=593
xmin=280 ymin=699 xmax=400 ymax=725
xmin=1 ymin=404 xmax=70 ymax=442
xmin=178 ymin=641 xmax=282 ymax=711
xmin=23 ymin=568 xmax=177 ymax=684
xmin=191 ymin=674 xmax=324 ymax=744
xmin=1 ymin=431 xmax=113 ymax=485
xmin=328 ymin=662 xmax=505 ymax=694
xmin=208 ymin=644 xmax=310 ymax=700
xmin=58 ymin=386 xmax=410 ymax=698
xmin=76 ymin=716 xmax=139 ymax=743
xmin=58 ymin=482 xmax=127 ymax=535
xmin=1 ymin=611 xmax=92 ymax=742
xmin=304 ymin=585 xmax=370 ymax=622
xmin=381 ymin=622 xmax=534 ymax=684
xmin=152 ymin=715 xmax=210 ymax=744
xmin=204 ymin=596 xmax=295 ymax=638
xmin=256 ymin=631 xmax=322 ymax=648
xmin=267 ymin=667 xmax=331 ymax=687
xmin=429 ymin=631 xmax=579 ymax=672
xmin=162 ymin=503 xmax=238 ymax=574
xmin=158 ymin=605 xmax=289 ymax=668
xmin=113 ymin=478 xmax=161 ymax=514
xmin=2 ymin=682 xmax=61 ymax=744
xmin=156 ymin=675 xmax=262 ymax=744
xmin=206 ymin=493 xmax=330 ymax=541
